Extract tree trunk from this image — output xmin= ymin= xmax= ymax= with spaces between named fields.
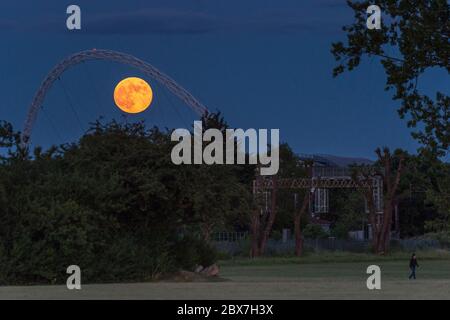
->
xmin=294 ymin=192 xmax=309 ymax=256
xmin=250 ymin=207 xmax=260 ymax=257
xmin=201 ymin=222 xmax=213 ymax=243
xmin=258 ymin=178 xmax=277 ymax=255
xmin=356 ymin=148 xmax=404 ymax=255
xmin=381 ymin=203 xmax=393 ymax=253
xmin=294 ymin=216 xmax=303 ymax=256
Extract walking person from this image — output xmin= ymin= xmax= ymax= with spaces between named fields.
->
xmin=409 ymin=253 xmax=419 ymax=280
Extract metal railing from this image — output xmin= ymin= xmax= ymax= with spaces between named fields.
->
xmin=213 ymin=232 xmax=248 ymax=242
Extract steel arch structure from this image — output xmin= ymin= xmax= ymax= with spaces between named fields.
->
xmin=22 ymin=49 xmax=210 ymax=144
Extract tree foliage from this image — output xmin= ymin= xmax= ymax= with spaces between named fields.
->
xmin=332 ymin=0 xmax=449 ymax=156
xmin=0 ymin=116 xmax=250 ymax=284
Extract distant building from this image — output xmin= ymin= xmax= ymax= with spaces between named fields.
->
xmin=298 ymin=154 xmax=386 ymax=240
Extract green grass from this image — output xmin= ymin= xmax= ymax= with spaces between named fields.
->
xmin=222 ymin=259 xmax=450 ymax=281
xmin=1 ymin=251 xmax=449 ymax=299
xmin=218 ymin=258 xmax=450 ymax=299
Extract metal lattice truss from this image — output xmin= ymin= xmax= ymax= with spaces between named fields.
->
xmin=253 ymin=176 xmax=384 ymax=214
xmin=22 ymin=49 xmax=210 ymax=144
xmin=253 ymin=176 xmax=383 ymax=213
xmin=253 ymin=177 xmax=373 ymax=191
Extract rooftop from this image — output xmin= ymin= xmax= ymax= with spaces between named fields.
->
xmin=299 ymin=154 xmax=374 ymax=168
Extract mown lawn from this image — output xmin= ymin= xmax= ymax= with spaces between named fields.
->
xmin=1 ymin=251 xmax=449 ymax=299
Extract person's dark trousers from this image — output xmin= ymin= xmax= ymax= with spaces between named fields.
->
xmin=409 ymin=266 xmax=416 ymax=279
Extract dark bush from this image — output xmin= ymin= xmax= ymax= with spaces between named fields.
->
xmin=0 ymin=120 xmax=241 ymax=285
xmin=172 ymin=236 xmax=218 ymax=270
xmin=303 ymin=224 xmax=329 ymax=239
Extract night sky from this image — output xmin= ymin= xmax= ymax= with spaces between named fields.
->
xmin=0 ymin=0 xmax=448 ymax=159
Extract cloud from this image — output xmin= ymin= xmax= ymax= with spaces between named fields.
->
xmin=80 ymin=9 xmax=219 ymax=35
xmin=78 ymin=8 xmax=337 ymax=35
xmin=0 ymin=5 xmax=347 ymax=35
xmin=241 ymin=11 xmax=317 ymax=33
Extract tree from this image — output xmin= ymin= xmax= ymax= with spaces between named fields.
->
xmin=0 ymin=120 xmax=27 ymax=162
xmin=424 ymin=162 xmax=450 ymax=233
xmin=0 ymin=118 xmax=250 ymax=284
xmin=353 ymin=147 xmax=404 ymax=254
xmin=250 ymin=144 xmax=312 ymax=257
xmin=293 ymin=160 xmax=313 ymax=256
xmin=250 ymin=173 xmax=278 ymax=257
xmin=250 ymin=143 xmax=287 ymax=257
xmin=332 ymin=0 xmax=449 ymax=156
xmin=188 ymin=112 xmax=252 ymax=242
xmin=389 ymin=151 xmax=442 ymax=237
xmin=328 ymin=190 xmax=366 ymax=239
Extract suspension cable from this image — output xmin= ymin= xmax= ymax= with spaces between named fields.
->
xmin=81 ymin=61 xmax=105 ymax=116
xmin=160 ymin=82 xmax=191 ymax=130
xmin=40 ymin=105 xmax=64 ymax=144
xmin=58 ymin=77 xmax=85 ymax=133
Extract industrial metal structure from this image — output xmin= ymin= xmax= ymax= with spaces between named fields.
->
xmin=22 ymin=49 xmax=209 ymax=145
xmin=253 ymin=155 xmax=387 ymax=240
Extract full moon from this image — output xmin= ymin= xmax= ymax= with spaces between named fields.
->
xmin=113 ymin=77 xmax=153 ymax=114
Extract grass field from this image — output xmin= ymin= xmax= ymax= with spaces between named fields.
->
xmin=1 ymin=252 xmax=449 ymax=299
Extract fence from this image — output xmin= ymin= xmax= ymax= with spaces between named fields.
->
xmin=213 ymin=237 xmax=446 ymax=256
xmin=213 ymin=232 xmax=248 ymax=242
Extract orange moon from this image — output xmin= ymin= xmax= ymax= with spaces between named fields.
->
xmin=113 ymin=77 xmax=153 ymax=114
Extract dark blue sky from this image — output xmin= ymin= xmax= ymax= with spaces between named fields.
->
xmin=0 ymin=0 xmax=447 ymax=159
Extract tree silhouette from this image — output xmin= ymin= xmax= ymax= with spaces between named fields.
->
xmin=332 ymin=0 xmax=449 ymax=157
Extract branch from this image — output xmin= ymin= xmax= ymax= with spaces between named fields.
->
xmin=371 ymin=53 xmax=405 ymax=63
